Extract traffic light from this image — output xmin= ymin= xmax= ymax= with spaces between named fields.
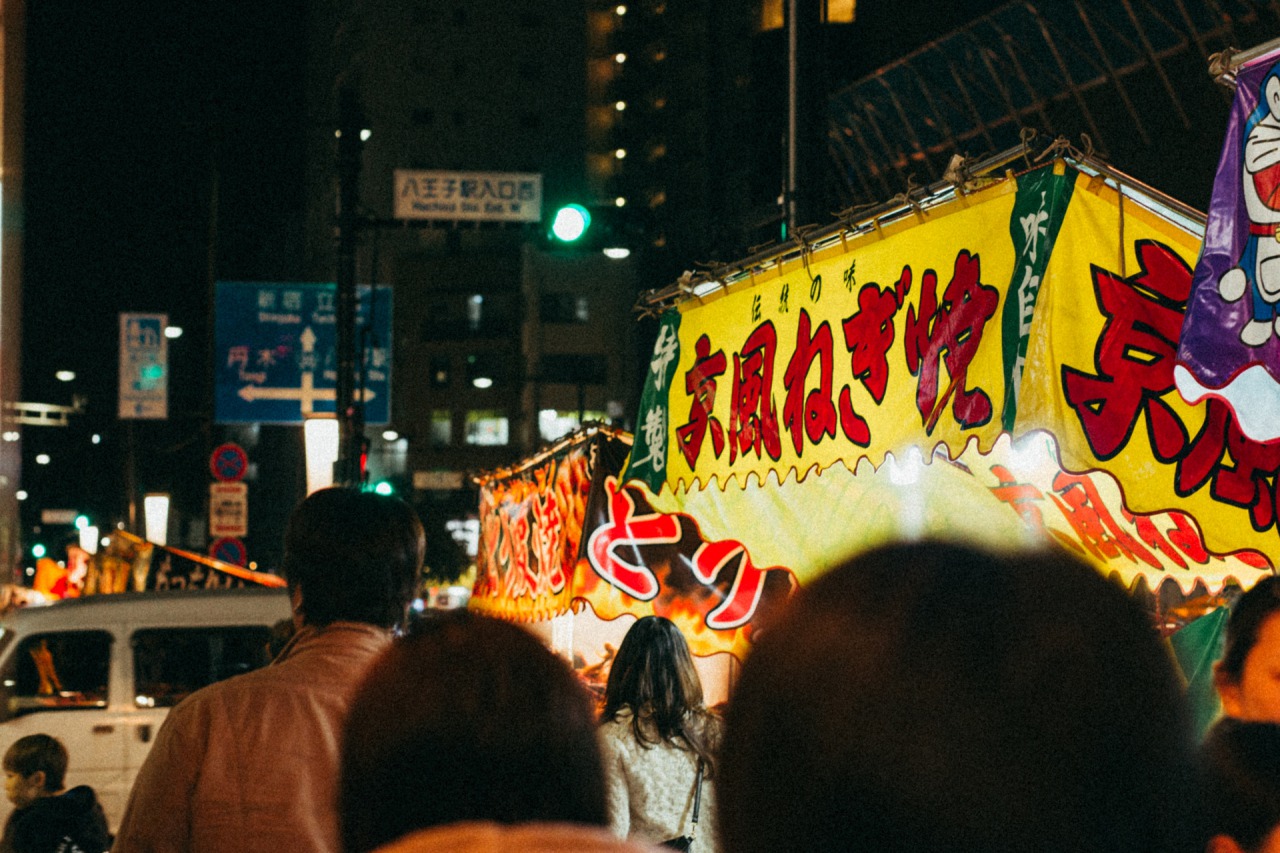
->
xmin=549 ymin=204 xmax=592 ymax=244
xmin=543 ymin=203 xmax=642 ymax=258
xmin=31 ymin=543 xmax=46 ymax=559
xmin=371 ymin=480 xmax=394 ymax=496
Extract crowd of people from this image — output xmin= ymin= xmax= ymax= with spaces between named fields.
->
xmin=5 ymin=486 xmax=1280 ymax=852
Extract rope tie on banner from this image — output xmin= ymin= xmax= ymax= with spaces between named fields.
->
xmin=1209 ymin=47 xmax=1239 ymax=87
xmin=795 ymin=224 xmax=821 ymax=288
xmin=1020 ymin=127 xmax=1039 ymax=169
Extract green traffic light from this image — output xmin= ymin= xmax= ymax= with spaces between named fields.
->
xmin=31 ymin=543 xmax=46 ymax=559
xmin=372 ymin=480 xmax=394 ymax=496
xmin=74 ymin=514 xmax=89 ymax=530
xmin=550 ymin=204 xmax=591 ymax=242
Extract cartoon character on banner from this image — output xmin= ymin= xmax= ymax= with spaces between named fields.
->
xmin=1220 ymin=64 xmax=1280 ymax=346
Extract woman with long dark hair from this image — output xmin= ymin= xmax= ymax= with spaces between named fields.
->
xmin=599 ymin=616 xmax=720 ymax=852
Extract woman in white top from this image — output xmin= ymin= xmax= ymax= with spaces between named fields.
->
xmin=598 ymin=616 xmax=721 ymax=852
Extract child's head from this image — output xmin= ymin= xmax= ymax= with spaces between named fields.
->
xmin=3 ymin=734 xmax=67 ymax=808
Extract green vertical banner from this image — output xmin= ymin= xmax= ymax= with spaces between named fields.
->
xmin=1000 ymin=163 xmax=1075 ymax=431
xmin=623 ymin=310 xmax=681 ymax=492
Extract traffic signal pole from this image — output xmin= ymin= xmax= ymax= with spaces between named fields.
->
xmin=334 ymin=87 xmax=365 ymax=487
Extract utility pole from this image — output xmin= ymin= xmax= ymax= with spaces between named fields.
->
xmin=334 ymin=86 xmax=365 ymax=487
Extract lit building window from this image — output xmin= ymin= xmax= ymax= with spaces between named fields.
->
xmin=430 ymin=410 xmax=452 ymax=447
xmin=539 ymin=410 xmax=609 ymax=442
xmin=465 ymin=411 xmax=509 ymax=446
xmin=826 ymin=0 xmax=855 ymax=23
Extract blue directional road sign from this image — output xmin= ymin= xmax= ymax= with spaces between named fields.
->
xmin=214 ymin=282 xmax=392 ymax=424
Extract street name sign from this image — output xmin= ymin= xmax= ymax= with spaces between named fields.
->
xmin=393 ymin=169 xmax=542 ymax=223
xmin=214 ymin=282 xmax=392 ymax=424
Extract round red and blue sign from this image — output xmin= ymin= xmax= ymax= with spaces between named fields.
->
xmin=210 ymin=443 xmax=248 ymax=482
xmin=210 ymin=537 xmax=248 ymax=567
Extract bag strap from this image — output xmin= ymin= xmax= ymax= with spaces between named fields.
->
xmin=689 ymin=759 xmax=705 ymax=838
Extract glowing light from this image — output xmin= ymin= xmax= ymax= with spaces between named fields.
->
xmin=615 ymin=4 xmax=627 ymax=14
xmin=35 ymin=454 xmax=50 ymax=466
xmin=14 ymin=490 xmax=26 ymax=501
xmin=615 ymin=101 xmax=627 ymax=111
xmin=144 ymin=493 xmax=170 ymax=546
xmin=614 ymin=52 xmax=627 ymax=63
xmin=614 ymin=148 xmax=627 ymax=159
xmin=304 ymin=418 xmax=340 ymax=496
xmin=472 ymin=377 xmax=494 ymax=389
xmin=615 ymin=197 xmax=627 ymax=207
xmin=164 ymin=325 xmax=183 ymax=339
xmin=55 ymin=370 xmax=75 ymax=382
xmin=382 ymin=429 xmax=400 ymax=442
xmin=2 ymin=431 xmax=18 ymax=442
xmin=603 ymin=247 xmax=631 ymax=259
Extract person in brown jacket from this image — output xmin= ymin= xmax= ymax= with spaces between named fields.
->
xmin=113 ymin=487 xmax=425 ymax=853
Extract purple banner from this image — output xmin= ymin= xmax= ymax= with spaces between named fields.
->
xmin=1176 ymin=52 xmax=1280 ymax=442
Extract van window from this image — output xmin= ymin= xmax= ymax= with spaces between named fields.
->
xmin=0 ymin=631 xmax=111 ymax=719
xmin=132 ymin=627 xmax=273 ymax=708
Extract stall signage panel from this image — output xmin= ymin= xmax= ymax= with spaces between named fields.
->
xmin=209 ymin=482 xmax=248 ymax=538
xmin=214 ymin=282 xmax=392 ymax=425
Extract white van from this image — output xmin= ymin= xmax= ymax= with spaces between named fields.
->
xmin=0 ymin=586 xmax=291 ymax=830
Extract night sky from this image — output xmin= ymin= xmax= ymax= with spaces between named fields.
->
xmin=22 ymin=1 xmax=308 ymax=524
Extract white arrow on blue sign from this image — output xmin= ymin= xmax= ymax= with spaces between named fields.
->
xmin=214 ymin=282 xmax=392 ymax=425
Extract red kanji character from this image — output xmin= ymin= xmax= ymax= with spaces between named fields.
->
xmin=782 ymin=310 xmax=838 ymax=455
xmin=1049 ymin=472 xmax=1161 ymax=568
xmin=1062 ymin=240 xmax=1192 ymax=462
xmin=533 ymin=493 xmax=567 ymax=593
xmin=729 ymin=323 xmax=783 ymax=463
xmin=840 ymin=274 xmax=910 ymax=446
xmin=1125 ymin=510 xmax=1191 ymax=570
xmin=1177 ymin=398 xmax=1280 ymax=533
xmin=989 ymin=464 xmax=1049 ymax=532
xmin=691 ymin=540 xmax=770 ymax=630
xmin=675 ymin=335 xmax=727 ymax=468
xmin=902 ymin=251 xmax=999 ymax=433
xmin=586 ymin=477 xmax=682 ymax=600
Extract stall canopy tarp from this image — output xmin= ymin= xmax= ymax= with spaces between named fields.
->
xmin=609 ymin=159 xmax=1273 ymax=656
xmin=1178 ymin=48 xmax=1280 ymax=443
xmin=472 ymin=429 xmax=634 ymax=623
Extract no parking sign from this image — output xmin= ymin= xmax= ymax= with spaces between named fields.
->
xmin=210 ymin=537 xmax=248 ymax=567
xmin=210 ymin=443 xmax=248 ymax=482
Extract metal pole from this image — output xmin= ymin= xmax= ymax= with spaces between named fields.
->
xmin=786 ymin=0 xmax=799 ymax=237
xmin=335 ymin=87 xmax=364 ymax=486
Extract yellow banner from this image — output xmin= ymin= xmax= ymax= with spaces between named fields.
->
xmin=1018 ymin=171 xmax=1277 ymax=578
xmin=633 ymin=165 xmax=1272 ymax=607
xmin=666 ymin=179 xmax=1019 ymax=490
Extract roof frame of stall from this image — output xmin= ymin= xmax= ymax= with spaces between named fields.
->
xmin=471 ymin=422 xmax=632 ymax=487
xmin=824 ymin=0 xmax=1280 ymax=209
xmin=636 ymin=138 xmax=1206 ymax=315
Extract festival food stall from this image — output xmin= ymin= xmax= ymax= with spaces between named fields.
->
xmin=474 ymin=47 xmax=1280 ymax=725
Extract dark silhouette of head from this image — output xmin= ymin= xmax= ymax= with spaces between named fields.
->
xmin=1202 ymin=719 xmax=1280 ymax=853
xmin=606 ymin=614 xmax=704 ymax=715
xmin=339 ymin=610 xmax=607 ymax=853
xmin=281 ymin=487 xmax=424 ymax=629
xmin=1216 ymin=576 xmax=1280 ymax=721
xmin=719 ymin=540 xmax=1202 ymax=853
